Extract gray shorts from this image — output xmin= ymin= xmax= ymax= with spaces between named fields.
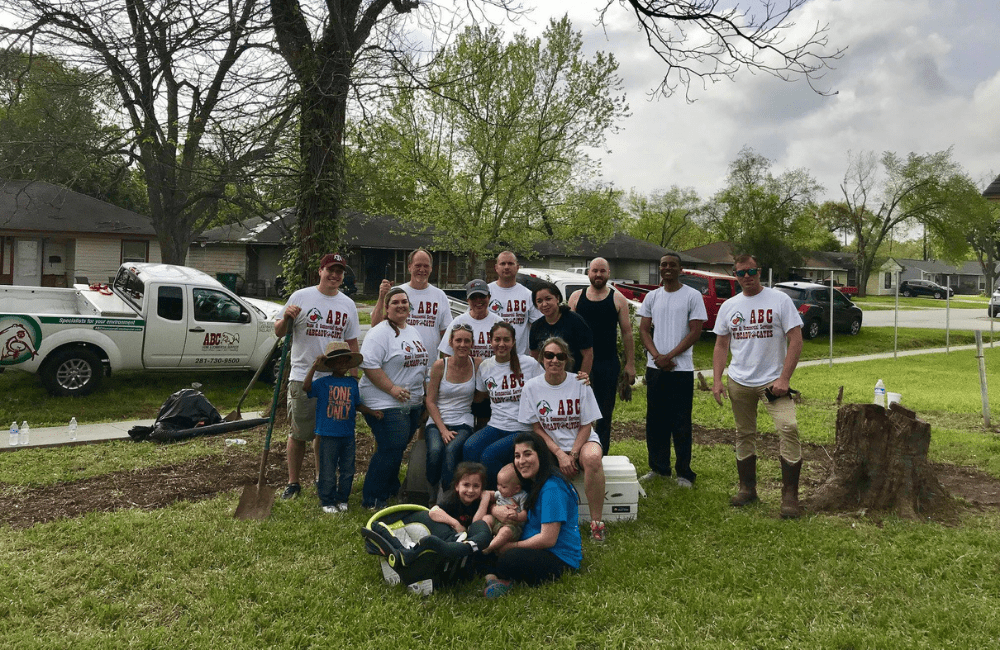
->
xmin=287 ymin=380 xmax=317 ymax=442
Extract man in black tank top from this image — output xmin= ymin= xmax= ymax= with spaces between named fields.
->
xmin=568 ymin=257 xmax=636 ymax=455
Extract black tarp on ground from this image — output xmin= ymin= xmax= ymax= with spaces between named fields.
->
xmin=128 ymin=389 xmax=264 ymax=442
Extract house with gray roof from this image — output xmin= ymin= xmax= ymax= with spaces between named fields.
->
xmin=531 ymin=233 xmax=700 ymax=284
xmin=0 ymin=180 xmax=159 ymax=286
xmin=872 ymin=257 xmax=986 ymax=296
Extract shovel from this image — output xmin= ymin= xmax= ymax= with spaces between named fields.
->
xmin=224 ymin=336 xmax=282 ymax=422
xmin=234 ymin=329 xmax=291 ymax=520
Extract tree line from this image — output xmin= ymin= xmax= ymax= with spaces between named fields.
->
xmin=618 ymin=147 xmax=1000 ymax=296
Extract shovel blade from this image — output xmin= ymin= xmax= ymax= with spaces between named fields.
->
xmin=234 ymin=482 xmax=275 ymax=520
xmin=223 ymin=409 xmax=243 ymax=422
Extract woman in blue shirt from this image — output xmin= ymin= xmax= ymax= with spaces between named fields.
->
xmin=484 ymin=431 xmax=582 ymax=598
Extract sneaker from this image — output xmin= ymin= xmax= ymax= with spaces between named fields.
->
xmin=321 ymin=505 xmax=342 ymax=514
xmin=639 ymin=471 xmax=666 ymax=483
xmin=677 ymin=477 xmax=694 ymax=489
xmin=590 ymin=520 xmax=606 ymax=543
xmin=484 ymin=576 xmax=514 ymax=599
xmin=281 ymin=483 xmax=301 ymax=500
xmin=336 ymin=502 xmax=349 ymax=512
xmin=365 ymin=500 xmax=388 ymax=512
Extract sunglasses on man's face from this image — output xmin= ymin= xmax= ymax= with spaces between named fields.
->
xmin=734 ymin=268 xmax=759 ymax=278
xmin=542 ymin=351 xmax=568 ymax=361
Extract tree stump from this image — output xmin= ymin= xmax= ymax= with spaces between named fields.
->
xmin=808 ymin=403 xmax=952 ymax=520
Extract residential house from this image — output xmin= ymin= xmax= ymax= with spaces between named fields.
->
xmin=871 ymin=257 xmax=986 ymax=296
xmin=531 ymin=233 xmax=698 ymax=284
xmin=0 ymin=180 xmax=159 ymax=287
xmin=196 ymin=210 xmax=469 ymax=295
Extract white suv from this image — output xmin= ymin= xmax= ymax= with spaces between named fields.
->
xmin=989 ymin=285 xmax=999 ymax=318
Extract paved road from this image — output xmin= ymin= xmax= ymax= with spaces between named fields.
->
xmin=861 ymin=305 xmax=999 ymax=332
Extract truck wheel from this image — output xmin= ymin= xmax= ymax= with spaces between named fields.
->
xmin=259 ymin=356 xmax=278 ymax=385
xmin=804 ymin=320 xmax=821 ymax=340
xmin=849 ymin=318 xmax=862 ymax=335
xmin=41 ymin=347 xmax=104 ymax=396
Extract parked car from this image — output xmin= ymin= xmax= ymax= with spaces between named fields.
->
xmin=989 ymin=285 xmax=1000 ymax=318
xmin=678 ymin=270 xmax=741 ymax=331
xmin=898 ymin=279 xmax=954 ymax=299
xmin=516 ymin=267 xmax=592 ymax=303
xmin=774 ymin=281 xmax=864 ymax=340
xmin=565 ymin=266 xmax=589 ymax=275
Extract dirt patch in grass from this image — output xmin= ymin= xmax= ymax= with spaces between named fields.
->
xmin=1 ymin=421 xmax=998 ymax=529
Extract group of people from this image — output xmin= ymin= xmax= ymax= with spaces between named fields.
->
xmin=274 ymin=246 xmax=806 ymax=596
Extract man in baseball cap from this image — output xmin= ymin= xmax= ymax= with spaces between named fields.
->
xmin=274 ymin=253 xmax=361 ymax=501
xmin=438 ymin=278 xmax=501 ymax=360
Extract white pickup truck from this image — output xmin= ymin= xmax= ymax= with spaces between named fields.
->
xmin=0 ymin=263 xmax=282 ymax=396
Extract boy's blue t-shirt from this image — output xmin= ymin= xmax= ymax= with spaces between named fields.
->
xmin=306 ymin=375 xmax=360 ymax=437
xmin=522 ymin=476 xmax=582 ymax=569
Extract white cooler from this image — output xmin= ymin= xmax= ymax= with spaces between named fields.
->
xmin=571 ymin=455 xmax=645 ymax=523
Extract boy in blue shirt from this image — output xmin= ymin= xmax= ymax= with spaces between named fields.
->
xmin=303 ymin=342 xmax=381 ymax=513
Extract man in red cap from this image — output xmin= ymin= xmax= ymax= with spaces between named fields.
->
xmin=275 ymin=253 xmax=361 ymax=500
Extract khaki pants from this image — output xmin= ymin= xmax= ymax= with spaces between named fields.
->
xmin=727 ymin=379 xmax=801 ymax=462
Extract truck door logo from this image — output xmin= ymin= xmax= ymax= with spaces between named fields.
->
xmin=0 ymin=316 xmax=42 ymax=366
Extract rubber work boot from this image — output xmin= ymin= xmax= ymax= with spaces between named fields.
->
xmin=730 ymin=455 xmax=759 ymax=507
xmin=779 ymin=456 xmax=802 ymax=519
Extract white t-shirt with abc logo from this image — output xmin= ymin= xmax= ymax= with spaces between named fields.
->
xmin=712 ymin=287 xmax=803 ymax=387
xmin=518 ymin=373 xmax=601 ymax=450
xmin=476 ymin=354 xmax=543 ymax=431
xmin=438 ymin=311 xmax=503 ymax=360
xmin=279 ymin=287 xmax=360 ymax=381
xmin=397 ymin=281 xmax=453 ymax=354
xmin=359 ymin=321 xmax=431 ymax=410
xmin=487 ymin=282 xmax=541 ymax=355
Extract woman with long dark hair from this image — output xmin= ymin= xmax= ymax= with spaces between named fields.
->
xmin=463 ymin=322 xmax=543 ymax=488
xmin=483 ymin=431 xmax=582 ymax=598
xmin=528 ymin=281 xmax=594 ymax=376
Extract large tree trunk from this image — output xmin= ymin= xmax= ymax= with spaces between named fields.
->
xmin=808 ymin=403 xmax=952 ymax=519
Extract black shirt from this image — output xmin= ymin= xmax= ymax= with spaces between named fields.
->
xmin=574 ymin=290 xmax=620 ymax=363
xmin=529 ymin=307 xmax=594 ymax=373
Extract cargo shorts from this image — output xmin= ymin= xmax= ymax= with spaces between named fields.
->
xmin=287 ymin=380 xmax=317 ymax=442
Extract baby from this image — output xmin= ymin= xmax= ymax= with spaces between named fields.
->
xmin=483 ymin=463 xmax=528 ymax=555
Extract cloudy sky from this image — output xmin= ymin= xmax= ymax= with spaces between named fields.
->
xmin=497 ymin=0 xmax=1000 ymax=203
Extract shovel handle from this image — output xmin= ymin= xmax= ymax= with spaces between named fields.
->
xmin=256 ymin=330 xmax=292 ymax=490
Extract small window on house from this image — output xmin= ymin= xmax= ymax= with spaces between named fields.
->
xmin=122 ymin=240 xmax=149 ymax=263
xmin=157 ymin=286 xmax=183 ymax=321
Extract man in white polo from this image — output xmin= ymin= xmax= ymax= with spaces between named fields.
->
xmin=487 ymin=251 xmax=540 ymax=355
xmin=275 ymin=253 xmax=360 ymax=500
xmin=372 ymin=248 xmax=453 ymax=355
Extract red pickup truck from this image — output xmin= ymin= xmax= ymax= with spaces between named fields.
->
xmin=613 ymin=269 xmax=740 ymax=331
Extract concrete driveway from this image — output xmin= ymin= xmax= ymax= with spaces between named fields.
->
xmin=861 ymin=305 xmax=999 ymax=332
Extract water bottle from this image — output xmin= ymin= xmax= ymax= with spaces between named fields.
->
xmin=69 ymin=417 xmax=78 ymax=441
xmin=874 ymin=379 xmax=886 ymax=407
xmin=19 ymin=421 xmax=29 ymax=446
xmin=9 ymin=422 xmax=18 ymax=447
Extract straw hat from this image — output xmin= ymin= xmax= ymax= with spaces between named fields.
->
xmin=321 ymin=341 xmax=363 ymax=371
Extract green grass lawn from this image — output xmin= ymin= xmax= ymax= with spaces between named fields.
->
xmin=690 ymin=327 xmax=985 ymax=370
xmin=0 ymin=369 xmax=276 ymax=428
xmin=852 ymin=295 xmax=987 ymax=309
xmin=2 ymin=348 xmax=1000 ymax=646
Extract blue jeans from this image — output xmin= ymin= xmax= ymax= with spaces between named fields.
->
xmin=463 ymin=425 xmax=525 ymax=489
xmin=362 ymin=407 xmax=423 ymax=507
xmin=317 ymin=435 xmax=355 ymax=506
xmin=425 ymin=423 xmax=474 ymax=490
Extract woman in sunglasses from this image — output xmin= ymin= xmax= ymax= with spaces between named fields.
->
xmin=518 ymin=337 xmax=607 ymax=543
xmin=424 ymin=323 xmax=478 ymax=503
xmin=463 ymin=322 xmax=544 ymax=489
